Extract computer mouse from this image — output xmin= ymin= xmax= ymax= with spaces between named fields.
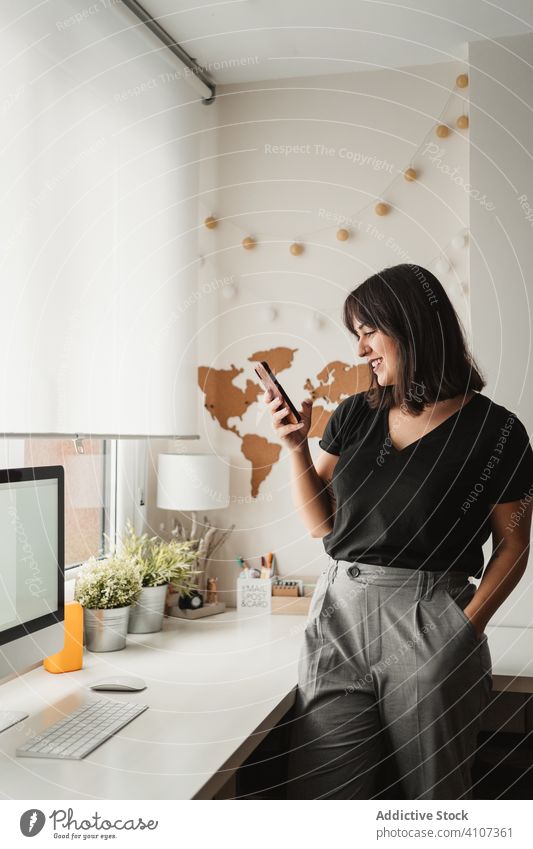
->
xmin=89 ymin=676 xmax=147 ymax=692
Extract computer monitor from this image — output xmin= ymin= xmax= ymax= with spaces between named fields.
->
xmin=0 ymin=467 xmax=64 ymax=695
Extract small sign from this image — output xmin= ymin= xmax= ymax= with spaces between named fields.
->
xmin=236 ymin=579 xmax=272 ymax=614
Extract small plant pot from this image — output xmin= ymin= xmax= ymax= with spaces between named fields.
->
xmin=84 ymin=606 xmax=131 ymax=652
xmin=128 ymin=584 xmax=168 ymax=634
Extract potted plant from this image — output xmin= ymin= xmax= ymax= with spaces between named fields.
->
xmin=74 ymin=555 xmax=142 ymax=652
xmin=120 ymin=522 xmax=200 ymax=634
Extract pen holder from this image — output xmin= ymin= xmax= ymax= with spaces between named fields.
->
xmin=236 ymin=578 xmax=274 ymax=614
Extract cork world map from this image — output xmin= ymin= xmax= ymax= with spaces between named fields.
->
xmin=198 ymin=348 xmax=369 ymax=497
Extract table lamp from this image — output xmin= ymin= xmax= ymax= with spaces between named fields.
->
xmin=156 ymin=453 xmax=230 ymax=618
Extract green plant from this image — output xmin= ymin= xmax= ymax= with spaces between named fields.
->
xmin=119 ymin=520 xmax=201 ymax=595
xmin=147 ymin=538 xmax=201 ymax=595
xmin=74 ymin=555 xmax=142 ymax=610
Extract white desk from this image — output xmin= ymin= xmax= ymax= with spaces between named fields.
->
xmin=0 ymin=612 xmax=303 ymax=800
xmin=0 ymin=617 xmax=530 ymax=800
xmin=483 ymin=626 xmax=533 ymax=694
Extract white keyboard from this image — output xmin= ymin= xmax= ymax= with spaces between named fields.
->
xmin=16 ymin=697 xmax=148 ymax=760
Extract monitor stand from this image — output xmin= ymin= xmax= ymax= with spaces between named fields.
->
xmin=0 ymin=711 xmax=28 ymax=733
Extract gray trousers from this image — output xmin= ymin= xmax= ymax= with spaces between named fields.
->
xmin=286 ymin=558 xmax=493 ymax=799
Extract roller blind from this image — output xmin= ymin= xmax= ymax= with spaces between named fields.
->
xmin=0 ymin=0 xmax=202 ymax=436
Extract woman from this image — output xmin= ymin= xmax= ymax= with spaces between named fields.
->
xmin=265 ymin=263 xmax=533 ymax=800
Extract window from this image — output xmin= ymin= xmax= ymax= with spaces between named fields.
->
xmin=0 ymin=439 xmax=116 ymax=569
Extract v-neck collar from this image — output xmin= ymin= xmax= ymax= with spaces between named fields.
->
xmin=385 ymin=392 xmax=479 ymax=455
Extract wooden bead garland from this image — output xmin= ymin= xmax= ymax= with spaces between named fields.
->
xmin=206 ymin=77 xmax=470 ymax=251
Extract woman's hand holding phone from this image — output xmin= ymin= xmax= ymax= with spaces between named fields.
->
xmin=264 ymin=388 xmax=313 ymax=451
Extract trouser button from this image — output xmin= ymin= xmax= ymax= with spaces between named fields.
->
xmin=348 ymin=565 xmax=360 ymax=577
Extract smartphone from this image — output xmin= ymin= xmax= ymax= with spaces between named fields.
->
xmin=254 ymin=361 xmax=302 ymax=424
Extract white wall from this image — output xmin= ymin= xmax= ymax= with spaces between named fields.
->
xmin=469 ymin=33 xmax=533 ymax=627
xmin=146 ymin=60 xmax=471 ymax=606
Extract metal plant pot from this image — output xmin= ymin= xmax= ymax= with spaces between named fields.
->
xmin=84 ymin=605 xmax=131 ymax=652
xmin=127 ymin=584 xmax=168 ymax=634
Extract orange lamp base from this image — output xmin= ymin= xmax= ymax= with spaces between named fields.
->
xmin=44 ymin=601 xmax=84 ymax=673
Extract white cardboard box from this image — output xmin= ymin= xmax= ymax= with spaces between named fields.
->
xmin=236 ymin=578 xmax=273 ymax=614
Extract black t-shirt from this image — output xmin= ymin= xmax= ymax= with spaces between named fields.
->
xmin=319 ymin=391 xmax=533 ymax=577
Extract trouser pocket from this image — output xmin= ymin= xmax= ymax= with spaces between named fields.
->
xmin=442 ymin=583 xmax=482 ymax=644
xmin=305 ymin=562 xmax=333 ymax=642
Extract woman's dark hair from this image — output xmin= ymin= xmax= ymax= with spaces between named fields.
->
xmin=343 ymin=263 xmax=486 ymax=414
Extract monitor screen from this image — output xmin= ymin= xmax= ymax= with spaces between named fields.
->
xmin=0 ymin=467 xmax=64 ymax=668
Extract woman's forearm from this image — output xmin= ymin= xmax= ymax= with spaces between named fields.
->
xmin=465 ymin=543 xmax=530 ymax=633
xmin=289 ymin=443 xmax=335 ymax=538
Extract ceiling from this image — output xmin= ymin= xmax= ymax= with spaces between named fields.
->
xmin=137 ymin=0 xmax=533 ymax=83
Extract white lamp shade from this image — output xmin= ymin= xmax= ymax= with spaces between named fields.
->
xmin=157 ymin=454 xmax=230 ymax=511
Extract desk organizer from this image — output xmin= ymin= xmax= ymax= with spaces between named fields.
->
xmin=165 ymin=586 xmax=226 ymax=619
xmin=272 ymin=583 xmax=300 ymax=597
xmin=270 ymin=575 xmax=317 ymax=615
xmin=237 ymin=578 xmax=274 ymax=613
xmin=271 ymin=596 xmax=311 ymax=615
xmin=167 ymin=602 xmax=226 ymax=619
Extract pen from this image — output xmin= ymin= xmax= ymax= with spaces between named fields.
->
xmin=237 ymin=556 xmax=249 ymax=578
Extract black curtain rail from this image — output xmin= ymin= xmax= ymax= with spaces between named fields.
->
xmin=1 ymin=434 xmax=201 ymax=439
xmin=121 ymin=0 xmax=216 ymax=104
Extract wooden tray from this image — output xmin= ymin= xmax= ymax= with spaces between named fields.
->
xmin=271 ymin=596 xmax=311 ymax=616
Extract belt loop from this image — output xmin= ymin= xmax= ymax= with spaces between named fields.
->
xmin=424 ymin=572 xmax=435 ymax=600
xmin=326 ymin=557 xmax=336 ymax=584
xmin=415 ymin=570 xmax=426 ymax=601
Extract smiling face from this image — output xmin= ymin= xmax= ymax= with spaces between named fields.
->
xmin=353 ymin=320 xmax=398 ymax=386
